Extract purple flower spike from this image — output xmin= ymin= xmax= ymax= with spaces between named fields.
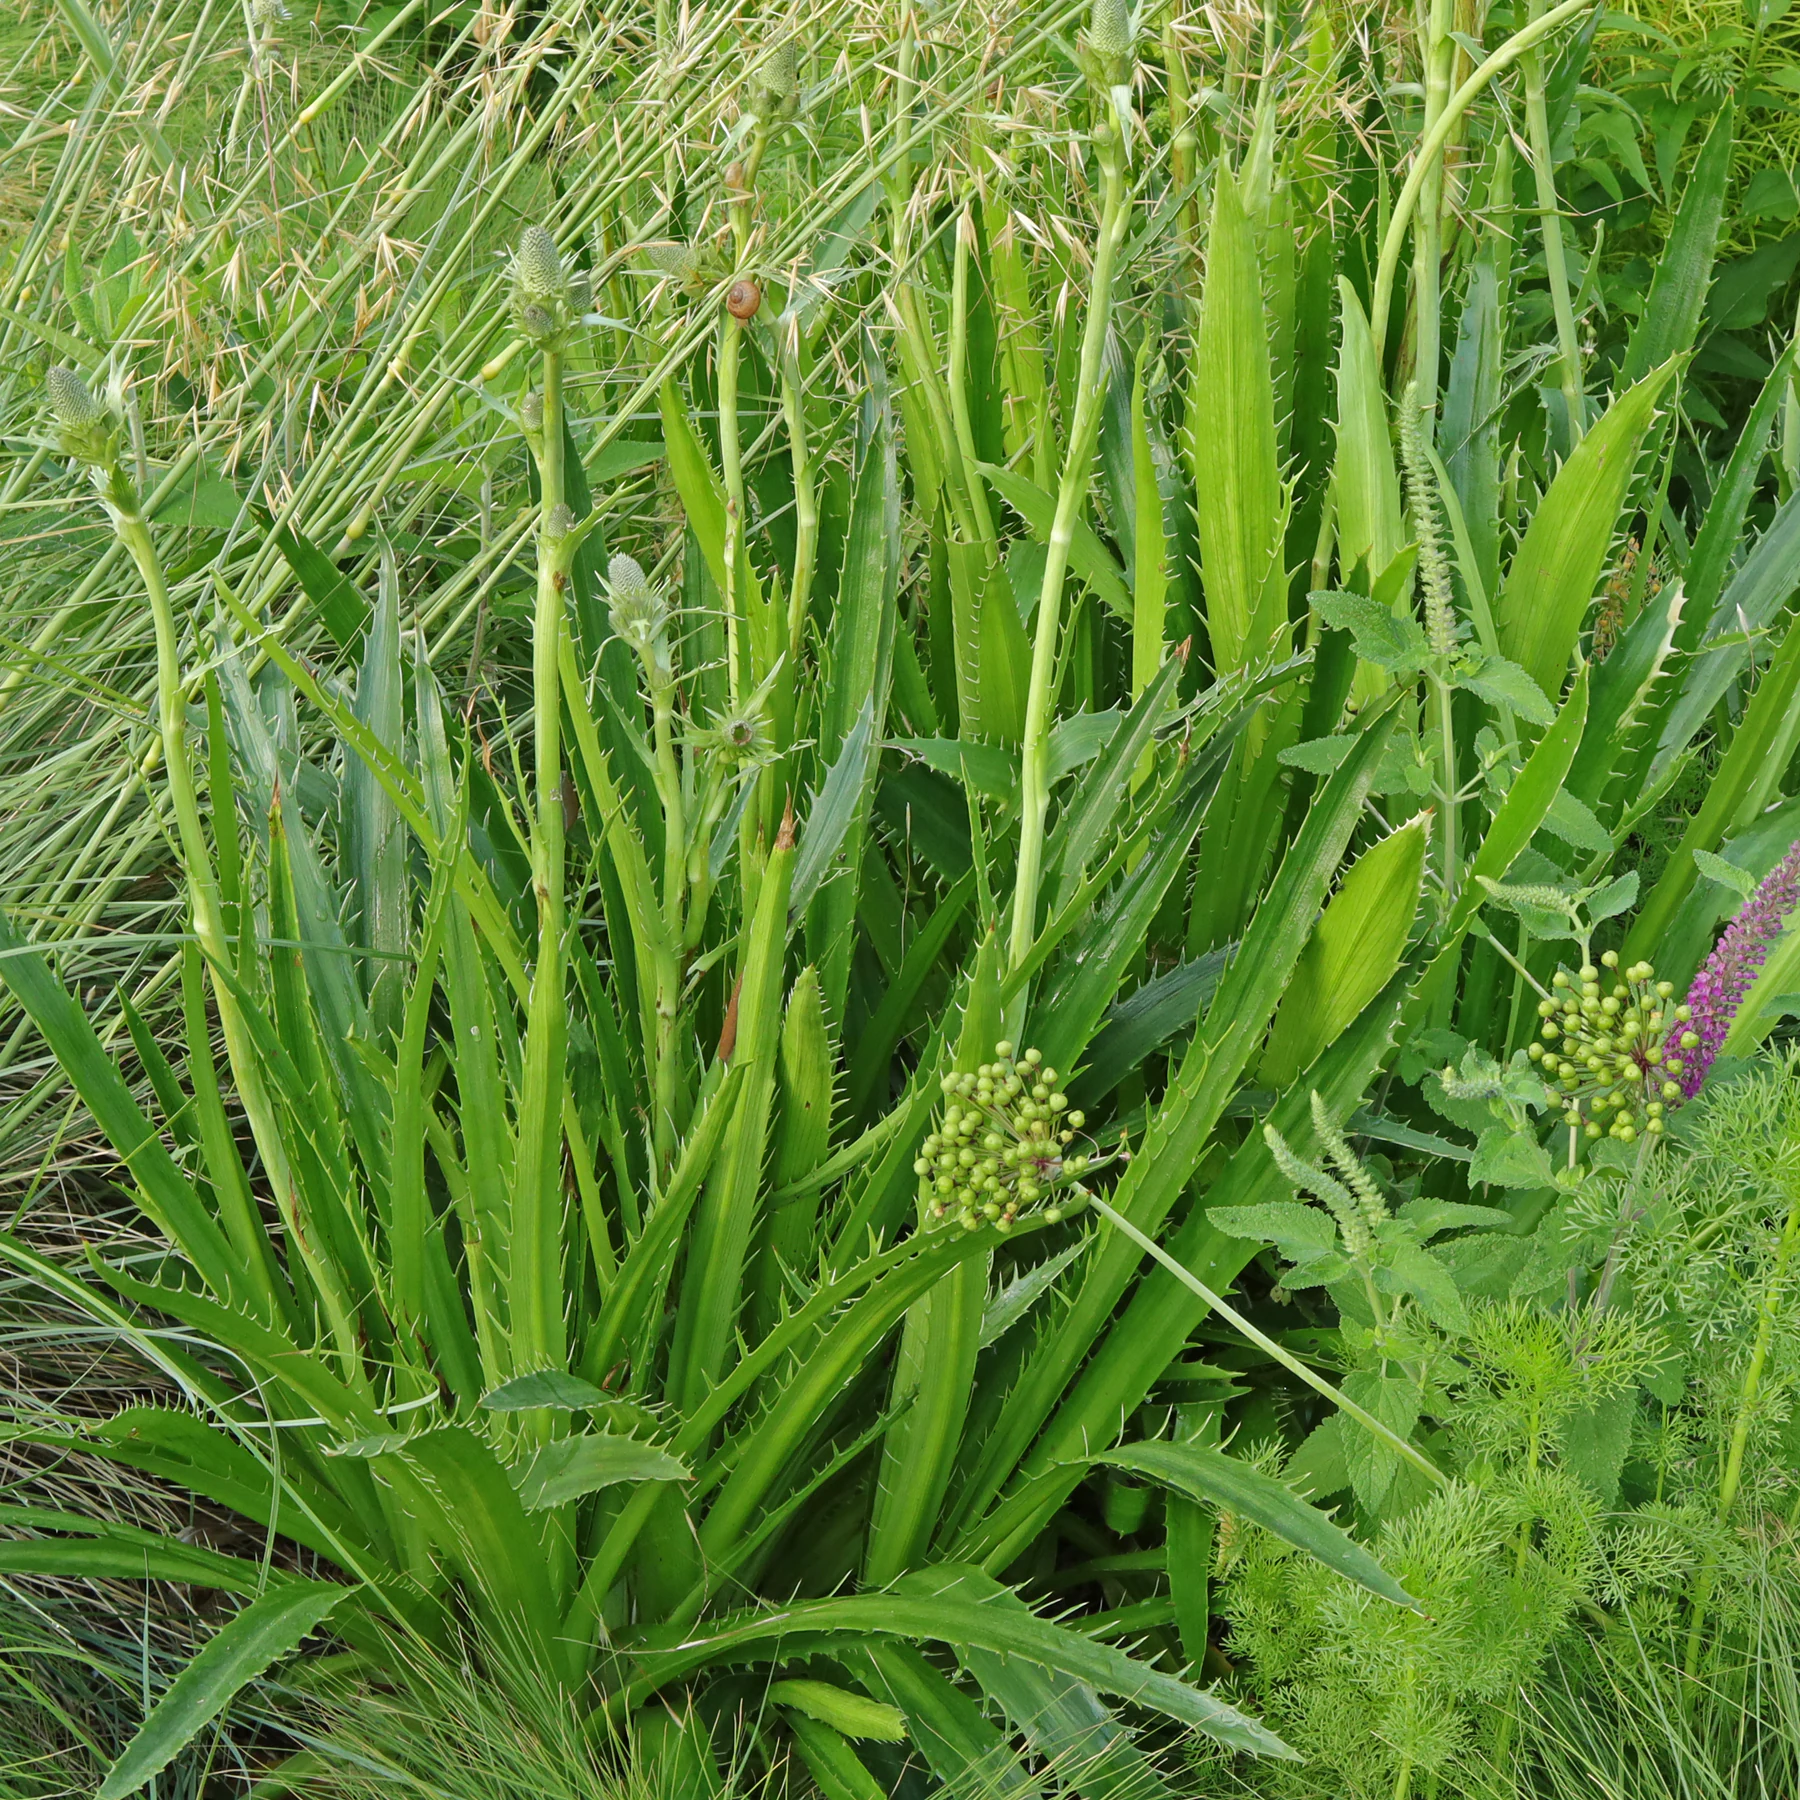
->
xmin=1680 ymin=839 xmax=1800 ymax=1096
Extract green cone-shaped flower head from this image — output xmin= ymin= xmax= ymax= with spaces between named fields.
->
xmin=511 ymin=226 xmax=579 ymax=346
xmin=747 ymin=33 xmax=802 ymax=121
xmin=1079 ymin=0 xmax=1137 ymax=88
xmin=46 ymin=365 xmax=120 ymax=467
xmin=1088 ymin=0 xmax=1133 ymax=55
xmin=644 ymin=239 xmax=706 ymax=293
xmin=515 ymin=226 xmax=565 ymax=300
xmin=607 ymin=552 xmax=671 ymax=675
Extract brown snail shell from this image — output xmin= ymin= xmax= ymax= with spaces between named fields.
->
xmin=727 ymin=279 xmax=762 ymax=321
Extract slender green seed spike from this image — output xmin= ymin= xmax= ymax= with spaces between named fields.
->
xmin=1398 ymin=381 xmax=1458 ymax=659
xmin=1310 ymin=1092 xmax=1389 ymax=1230
xmin=1264 ymin=1122 xmax=1368 ymax=1256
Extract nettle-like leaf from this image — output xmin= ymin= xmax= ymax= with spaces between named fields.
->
xmin=1469 ymin=1127 xmax=1556 ymax=1191
xmin=1314 ymin=590 xmax=1431 ymax=674
xmin=1372 ymin=1229 xmax=1469 ymax=1335
xmin=1455 ymin=653 xmax=1556 ymax=725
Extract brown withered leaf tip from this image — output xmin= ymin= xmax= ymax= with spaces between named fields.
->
xmin=775 ymin=799 xmax=797 ymax=852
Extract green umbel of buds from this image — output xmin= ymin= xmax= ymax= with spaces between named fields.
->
xmin=607 ymin=552 xmax=671 ymax=678
xmin=746 ymin=37 xmax=802 ymax=121
xmin=510 ymin=226 xmax=588 ymax=347
xmin=1525 ymin=950 xmax=1692 ymax=1145
xmin=46 ymin=366 xmax=121 ymax=469
xmin=914 ymin=1041 xmax=1111 ymax=1233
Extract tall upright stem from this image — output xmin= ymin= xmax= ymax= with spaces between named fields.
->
xmin=1164 ymin=7 xmax=1201 ymax=299
xmin=1523 ymin=0 xmax=1585 ymax=440
xmin=116 ymin=488 xmax=363 ymax=1375
xmin=514 ymin=346 xmax=571 ymax=1387
xmin=1682 ymin=1181 xmax=1800 ymax=1678
xmin=1369 ymin=0 xmax=1596 ymax=347
xmin=1008 ymin=118 xmax=1131 ymax=986
xmin=1412 ymin=0 xmax=1454 ymax=433
xmin=718 ymin=317 xmax=746 ymax=707
xmin=778 ymin=317 xmax=818 ymax=678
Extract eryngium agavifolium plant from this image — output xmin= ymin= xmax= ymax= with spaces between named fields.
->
xmin=6 ymin=0 xmax=1800 ymax=1791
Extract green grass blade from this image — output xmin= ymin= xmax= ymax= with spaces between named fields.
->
xmin=0 ymin=911 xmax=241 ymax=1305
xmin=347 ymin=544 xmax=408 ymax=1044
xmin=669 ymin=813 xmax=797 ymax=1415
xmin=1259 ymin=811 xmax=1428 ymax=1088
xmin=614 ymin=1580 xmax=1295 ymax=1758
xmin=856 ymin=1641 xmax=1043 ymax=1799
xmin=1331 ymin=278 xmax=1407 ymax=595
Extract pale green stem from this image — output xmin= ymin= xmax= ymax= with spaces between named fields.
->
xmin=778 ymin=316 xmax=819 ymax=677
xmin=1164 ymin=8 xmax=1202 ymax=297
xmin=1522 ymin=0 xmax=1586 ymax=441
xmin=649 ymin=669 xmax=685 ymax=1175
xmin=514 ymin=347 xmax=571 ymax=1391
xmin=114 ymin=481 xmax=365 ymax=1380
xmin=1683 ymin=1180 xmax=1800 ymax=1677
xmin=1411 ymin=0 xmax=1454 ymax=432
xmin=1086 ymin=1192 xmax=1446 ymax=1500
xmin=1370 ymin=0 xmax=1597 ymax=347
xmin=718 ymin=317 xmax=746 ymax=707
xmin=1433 ymin=672 xmax=1458 ymax=899
xmin=1008 ymin=118 xmax=1131 ymax=989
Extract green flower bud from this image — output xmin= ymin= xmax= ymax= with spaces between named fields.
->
xmin=515 ymin=226 xmax=565 ymax=300
xmin=747 ymin=36 xmax=802 ymax=120
xmin=512 ymin=227 xmax=582 ymax=346
xmin=46 ymin=366 xmax=120 ymax=467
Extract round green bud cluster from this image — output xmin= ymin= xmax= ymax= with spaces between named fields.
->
xmin=913 ymin=1041 xmax=1103 ymax=1233
xmin=45 ymin=366 xmax=120 ymax=468
xmin=1527 ymin=950 xmax=1693 ymax=1144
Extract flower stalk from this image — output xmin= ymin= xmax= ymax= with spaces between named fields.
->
xmin=1009 ymin=12 xmax=1135 ymax=987
xmin=513 ymin=227 xmax=583 ymax=1385
xmin=45 ymin=367 xmax=363 ymax=1372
